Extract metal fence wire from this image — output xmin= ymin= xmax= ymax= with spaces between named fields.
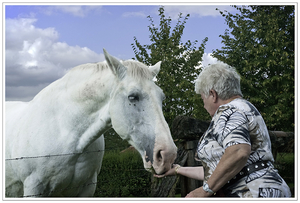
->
xmin=5 ymin=147 xmax=149 ymax=198
xmin=5 ymin=149 xmax=104 ymax=161
xmin=5 ymin=131 xmax=295 ymax=198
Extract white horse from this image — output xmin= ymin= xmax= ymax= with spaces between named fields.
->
xmin=5 ymin=49 xmax=177 ymax=197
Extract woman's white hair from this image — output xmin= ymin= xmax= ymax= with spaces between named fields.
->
xmin=195 ymin=62 xmax=243 ymax=100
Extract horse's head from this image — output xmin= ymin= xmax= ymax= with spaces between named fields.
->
xmin=104 ymin=49 xmax=177 ymax=175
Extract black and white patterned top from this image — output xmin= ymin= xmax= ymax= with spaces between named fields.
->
xmin=196 ymin=98 xmax=291 ymax=197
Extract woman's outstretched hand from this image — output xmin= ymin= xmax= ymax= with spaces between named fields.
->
xmin=153 ymin=164 xmax=180 ymax=178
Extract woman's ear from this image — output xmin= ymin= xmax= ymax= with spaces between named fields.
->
xmin=210 ymin=89 xmax=218 ymax=103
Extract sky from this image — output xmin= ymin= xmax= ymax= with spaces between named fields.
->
xmin=4 ymin=4 xmax=239 ymax=101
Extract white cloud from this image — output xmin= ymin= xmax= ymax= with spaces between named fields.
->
xmin=201 ymin=53 xmax=221 ymax=67
xmin=164 ymin=5 xmax=236 ymax=19
xmin=6 ymin=18 xmax=58 ymax=50
xmin=5 ymin=17 xmax=105 ymax=101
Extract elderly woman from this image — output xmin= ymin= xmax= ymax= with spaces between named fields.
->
xmin=155 ymin=63 xmax=291 ymax=198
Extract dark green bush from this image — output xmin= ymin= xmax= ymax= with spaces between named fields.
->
xmin=94 ymin=150 xmax=152 ymax=197
xmin=275 ymin=153 xmax=295 ymax=197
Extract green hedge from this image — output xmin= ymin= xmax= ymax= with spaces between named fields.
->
xmin=275 ymin=153 xmax=295 ymax=197
xmin=94 ymin=150 xmax=152 ymax=197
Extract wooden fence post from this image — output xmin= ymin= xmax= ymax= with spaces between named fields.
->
xmin=179 ymin=140 xmax=203 ymax=197
xmin=171 ymin=116 xmax=209 ymax=197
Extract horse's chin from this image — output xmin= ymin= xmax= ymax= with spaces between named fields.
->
xmin=144 ymin=166 xmax=153 ymax=173
xmin=143 ymin=156 xmax=153 ymax=172
xmin=140 ymin=148 xmax=175 ymax=175
xmin=141 ymin=154 xmax=174 ymax=175
xmin=142 ymin=158 xmax=167 ymax=175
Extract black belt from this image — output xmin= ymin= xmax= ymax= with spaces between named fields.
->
xmin=225 ymin=160 xmax=271 ymax=186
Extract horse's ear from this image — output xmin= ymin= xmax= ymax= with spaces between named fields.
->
xmin=103 ymin=48 xmax=126 ymax=79
xmin=149 ymin=61 xmax=161 ymax=78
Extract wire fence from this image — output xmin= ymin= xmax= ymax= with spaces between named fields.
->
xmin=5 ymin=147 xmax=150 ymax=198
xmin=11 ymin=169 xmax=149 ymax=198
xmin=5 ymin=150 xmax=104 ymax=161
xmin=17 ymin=169 xmax=148 ymax=198
xmin=5 ymin=131 xmax=295 ymax=198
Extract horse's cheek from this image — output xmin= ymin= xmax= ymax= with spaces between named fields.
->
xmin=110 ymin=101 xmax=130 ymax=138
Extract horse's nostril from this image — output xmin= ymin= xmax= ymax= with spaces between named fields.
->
xmin=156 ymin=150 xmax=163 ymax=162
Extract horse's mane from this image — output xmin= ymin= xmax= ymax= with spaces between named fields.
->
xmin=69 ymin=59 xmax=153 ymax=81
xmin=32 ymin=60 xmax=154 ymax=102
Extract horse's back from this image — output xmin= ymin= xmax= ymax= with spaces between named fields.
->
xmin=6 ymin=101 xmax=28 ymax=115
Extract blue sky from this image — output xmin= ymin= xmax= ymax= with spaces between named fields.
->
xmin=5 ymin=4 xmax=238 ymax=101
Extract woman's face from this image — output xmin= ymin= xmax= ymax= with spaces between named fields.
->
xmin=201 ymin=92 xmax=217 ymax=117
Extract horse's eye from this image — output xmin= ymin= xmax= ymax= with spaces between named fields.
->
xmin=128 ymin=94 xmax=139 ymax=102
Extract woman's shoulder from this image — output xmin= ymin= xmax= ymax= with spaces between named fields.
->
xmin=230 ymin=98 xmax=261 ymax=116
xmin=217 ymin=98 xmax=259 ymax=115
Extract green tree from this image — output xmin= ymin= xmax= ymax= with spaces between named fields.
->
xmin=131 ymin=6 xmax=209 ymax=125
xmin=213 ymin=5 xmax=294 ymax=131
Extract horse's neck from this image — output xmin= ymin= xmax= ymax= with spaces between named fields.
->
xmin=75 ymin=102 xmax=112 ymax=152
xmin=68 ymin=69 xmax=116 ymax=152
xmin=33 ymin=67 xmax=115 ymax=152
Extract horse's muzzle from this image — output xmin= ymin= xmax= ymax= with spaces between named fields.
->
xmin=152 ymin=145 xmax=177 ymax=175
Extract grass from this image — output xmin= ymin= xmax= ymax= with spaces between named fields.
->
xmin=94 ymin=150 xmax=151 ymax=197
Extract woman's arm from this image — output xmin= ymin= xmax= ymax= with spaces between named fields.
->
xmin=186 ymin=143 xmax=251 ymax=197
xmin=177 ymin=166 xmax=204 ymax=180
xmin=153 ymin=165 xmax=204 ymax=181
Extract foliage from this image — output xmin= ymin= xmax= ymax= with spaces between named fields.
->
xmin=103 ymin=128 xmax=130 ymax=151
xmin=275 ymin=153 xmax=295 ymax=197
xmin=94 ymin=150 xmax=152 ymax=197
xmin=96 ymin=130 xmax=150 ymax=197
xmin=131 ymin=6 xmax=210 ymax=125
xmin=213 ymin=5 xmax=295 ymax=131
